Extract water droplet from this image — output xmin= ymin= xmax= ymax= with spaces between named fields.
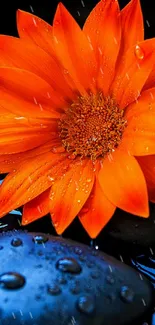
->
xmin=74 ymin=247 xmax=83 ymax=255
xmin=86 ymin=260 xmax=94 ymax=268
xmin=86 ymin=178 xmax=92 ymax=183
xmin=107 ymin=293 xmax=116 ymax=302
xmin=90 ymin=270 xmax=100 ymax=279
xmin=47 ymin=283 xmax=61 ymax=295
xmin=135 ymin=45 xmax=144 ymax=60
xmin=0 ymin=272 xmax=25 ymax=289
xmin=77 ymin=199 xmax=81 ymax=203
xmin=56 ymin=257 xmax=82 ymax=274
xmin=57 ymin=274 xmax=67 ymax=284
xmin=68 ymin=154 xmax=76 ymax=160
xmin=33 ymin=235 xmax=48 ymax=244
xmin=11 ymin=238 xmax=23 ymax=247
xmin=106 ymin=275 xmax=115 ymax=284
xmin=77 ymin=295 xmax=95 ymax=314
xmin=120 ymin=286 xmax=134 ymax=303
xmin=70 ymin=280 xmax=81 ymax=294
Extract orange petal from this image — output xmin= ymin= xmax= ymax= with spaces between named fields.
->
xmin=111 ymin=39 xmax=155 ymax=108
xmin=83 ymin=0 xmax=121 ymax=95
xmin=49 ymin=159 xmax=95 ymax=235
xmin=0 ymin=35 xmax=75 ymax=100
xmin=0 ymin=67 xmax=65 ymax=118
xmin=120 ymin=0 xmax=144 ymax=56
xmin=0 ymin=129 xmax=55 ymax=154
xmin=121 ymin=110 xmax=155 ymax=156
xmin=53 ymin=3 xmax=97 ymax=95
xmin=136 ymin=155 xmax=155 ymax=202
xmin=143 ymin=64 xmax=155 ymax=91
xmin=22 ymin=189 xmax=50 ymax=225
xmin=0 ymin=141 xmax=57 ymax=173
xmin=79 ymin=178 xmax=116 ymax=238
xmin=0 ymin=152 xmax=69 ymax=217
xmin=98 ymin=149 xmax=149 ymax=217
xmin=125 ymin=87 xmax=155 ymax=120
xmin=17 ymin=10 xmax=55 ymax=56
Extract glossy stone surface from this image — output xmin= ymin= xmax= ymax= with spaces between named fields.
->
xmin=0 ymin=230 xmax=153 ymax=325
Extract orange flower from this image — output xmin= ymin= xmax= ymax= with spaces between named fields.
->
xmin=0 ymin=0 xmax=155 ymax=238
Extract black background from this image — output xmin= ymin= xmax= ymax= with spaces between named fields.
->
xmin=0 ymin=0 xmax=155 ymax=40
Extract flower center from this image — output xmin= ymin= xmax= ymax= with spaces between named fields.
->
xmin=59 ymin=92 xmax=127 ymax=160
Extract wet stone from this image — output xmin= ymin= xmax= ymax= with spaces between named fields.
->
xmin=56 ymin=257 xmax=82 ymax=274
xmin=0 ymin=230 xmax=153 ymax=325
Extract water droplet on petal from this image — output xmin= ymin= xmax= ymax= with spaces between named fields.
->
xmin=135 ymin=45 xmax=144 ymax=60
xmin=0 ymin=272 xmax=25 ymax=289
xmin=120 ymin=285 xmax=134 ymax=303
xmin=11 ymin=238 xmax=23 ymax=247
xmin=56 ymin=257 xmax=82 ymax=274
xmin=77 ymin=295 xmax=95 ymax=314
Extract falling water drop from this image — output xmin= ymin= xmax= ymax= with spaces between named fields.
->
xmin=135 ymin=45 xmax=144 ymax=60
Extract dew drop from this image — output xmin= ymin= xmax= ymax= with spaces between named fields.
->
xmin=120 ymin=286 xmax=134 ymax=303
xmin=135 ymin=45 xmax=144 ymax=60
xmin=33 ymin=235 xmax=48 ymax=244
xmin=56 ymin=257 xmax=82 ymax=274
xmin=0 ymin=272 xmax=25 ymax=289
xmin=77 ymin=295 xmax=95 ymax=315
xmin=11 ymin=238 xmax=23 ymax=247
xmin=47 ymin=283 xmax=61 ymax=295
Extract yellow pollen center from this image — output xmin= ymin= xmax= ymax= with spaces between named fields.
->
xmin=59 ymin=92 xmax=127 ymax=160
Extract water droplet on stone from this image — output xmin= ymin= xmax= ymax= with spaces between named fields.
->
xmin=57 ymin=274 xmax=67 ymax=284
xmin=120 ymin=286 xmax=134 ymax=303
xmin=90 ymin=270 xmax=100 ymax=279
xmin=70 ymin=280 xmax=81 ymax=294
xmin=56 ymin=257 xmax=82 ymax=274
xmin=0 ymin=272 xmax=25 ymax=289
xmin=135 ymin=45 xmax=144 ymax=60
xmin=77 ymin=295 xmax=95 ymax=315
xmin=33 ymin=235 xmax=48 ymax=244
xmin=11 ymin=238 xmax=23 ymax=247
xmin=74 ymin=247 xmax=83 ymax=255
xmin=106 ymin=275 xmax=115 ymax=284
xmin=47 ymin=283 xmax=61 ymax=295
xmin=107 ymin=293 xmax=116 ymax=302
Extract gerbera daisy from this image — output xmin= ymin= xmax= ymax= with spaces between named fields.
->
xmin=0 ymin=0 xmax=155 ymax=238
